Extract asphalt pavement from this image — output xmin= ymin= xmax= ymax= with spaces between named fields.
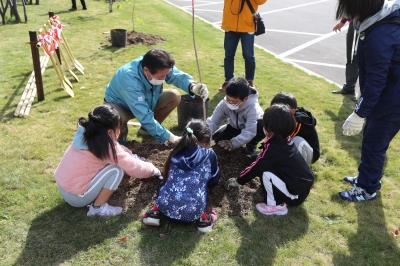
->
xmin=165 ymin=0 xmax=349 ymax=89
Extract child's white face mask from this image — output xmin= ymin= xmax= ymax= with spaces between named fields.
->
xmin=224 ymin=97 xmax=243 ymax=110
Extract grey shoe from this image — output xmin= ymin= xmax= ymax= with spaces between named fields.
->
xmin=138 ymin=127 xmax=150 ymax=136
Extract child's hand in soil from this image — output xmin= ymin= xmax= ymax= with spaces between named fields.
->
xmin=226 ymin=177 xmax=239 ymax=190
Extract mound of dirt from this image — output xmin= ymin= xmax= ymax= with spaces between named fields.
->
xmin=104 ymin=30 xmax=167 ymax=47
xmin=109 ymin=140 xmax=264 ymax=218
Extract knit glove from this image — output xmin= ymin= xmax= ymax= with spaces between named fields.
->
xmin=168 ymin=133 xmax=181 ymax=145
xmin=153 ymin=168 xmax=163 ymax=180
xmin=192 ymin=83 xmax=209 ymax=101
xmin=342 ymin=112 xmax=365 ymax=136
xmin=226 ymin=177 xmax=240 ymax=190
xmin=218 ymin=140 xmax=233 ymax=151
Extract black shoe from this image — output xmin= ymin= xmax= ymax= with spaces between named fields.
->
xmin=83 ymin=7 xmax=87 ymax=10
xmin=332 ymin=89 xmax=355 ymax=95
xmin=69 ymin=7 xmax=77 ymax=11
xmin=343 ymin=176 xmax=357 ymax=185
xmin=350 ymin=97 xmax=358 ymax=103
xmin=245 ymin=144 xmax=259 ymax=157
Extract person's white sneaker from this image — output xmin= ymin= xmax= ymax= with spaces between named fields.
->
xmin=87 ymin=203 xmax=122 ymax=217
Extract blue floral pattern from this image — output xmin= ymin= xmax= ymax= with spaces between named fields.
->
xmin=156 ymin=155 xmax=212 ymax=222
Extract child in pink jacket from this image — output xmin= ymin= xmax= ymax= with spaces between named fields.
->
xmin=54 ymin=105 xmax=161 ymax=217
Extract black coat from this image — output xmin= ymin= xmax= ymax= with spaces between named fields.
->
xmin=238 ymin=138 xmax=314 ymax=199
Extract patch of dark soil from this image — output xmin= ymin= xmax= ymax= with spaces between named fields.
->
xmin=109 ymin=140 xmax=264 ymax=219
xmin=104 ymin=30 xmax=167 ymax=47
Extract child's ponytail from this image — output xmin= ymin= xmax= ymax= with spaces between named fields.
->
xmin=79 ymin=105 xmax=120 ymax=163
xmin=163 ymin=119 xmax=211 ymax=178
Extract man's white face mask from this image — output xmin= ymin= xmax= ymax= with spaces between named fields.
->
xmin=148 ymin=72 xmax=164 ymax=85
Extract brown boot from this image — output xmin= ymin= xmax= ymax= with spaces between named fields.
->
xmin=218 ymin=81 xmax=229 ymax=92
xmin=247 ymin=80 xmax=255 ymax=88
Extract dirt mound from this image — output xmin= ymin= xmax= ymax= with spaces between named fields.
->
xmin=109 ymin=140 xmax=264 ymax=219
xmin=104 ymin=30 xmax=167 ymax=47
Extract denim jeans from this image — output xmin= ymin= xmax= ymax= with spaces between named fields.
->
xmin=224 ymin=31 xmax=255 ymax=81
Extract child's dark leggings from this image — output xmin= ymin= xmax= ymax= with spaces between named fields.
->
xmin=213 ymin=118 xmax=264 ymax=146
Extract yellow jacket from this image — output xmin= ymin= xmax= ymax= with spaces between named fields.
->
xmin=221 ymin=0 xmax=267 ymax=32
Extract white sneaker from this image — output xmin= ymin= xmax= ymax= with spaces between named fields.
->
xmin=87 ymin=203 xmax=122 ymax=217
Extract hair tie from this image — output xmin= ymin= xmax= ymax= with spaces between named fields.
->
xmin=89 ymin=112 xmax=103 ymax=126
xmin=186 ymin=127 xmax=193 ymax=135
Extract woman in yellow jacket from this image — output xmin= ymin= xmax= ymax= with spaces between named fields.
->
xmin=219 ymin=0 xmax=267 ymax=92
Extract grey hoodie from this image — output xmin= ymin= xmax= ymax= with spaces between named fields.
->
xmin=206 ymin=87 xmax=264 ymax=149
xmin=354 ymin=0 xmax=400 ymax=31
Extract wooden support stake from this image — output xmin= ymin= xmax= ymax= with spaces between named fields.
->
xmin=29 ymin=31 xmax=44 ymax=101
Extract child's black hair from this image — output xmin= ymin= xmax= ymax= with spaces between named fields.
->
xmin=270 ymin=91 xmax=297 ymax=109
xmin=225 ymin=77 xmax=250 ymax=101
xmin=163 ymin=119 xmax=211 ymax=178
xmin=336 ymin=0 xmax=384 ymax=22
xmin=78 ymin=105 xmax=121 ymax=163
xmin=263 ymin=104 xmax=296 ymax=142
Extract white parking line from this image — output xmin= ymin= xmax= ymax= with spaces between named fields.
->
xmin=266 ymin=29 xmax=324 ymax=36
xmin=182 ymin=2 xmax=223 ymax=8
xmin=260 ymin=0 xmax=330 ymax=15
xmin=191 ymin=9 xmax=223 ymax=13
xmin=278 ymin=25 xmax=349 ymax=58
xmin=288 ymin=59 xmax=345 ymax=68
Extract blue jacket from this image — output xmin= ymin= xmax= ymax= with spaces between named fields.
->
xmin=155 ymin=145 xmax=220 ymax=222
xmin=104 ymin=54 xmax=195 ymax=144
xmin=354 ymin=6 xmax=400 ymax=119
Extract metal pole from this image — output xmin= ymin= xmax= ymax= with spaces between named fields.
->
xmin=29 ymin=31 xmax=44 ymax=101
xmin=191 ymin=0 xmax=206 ymax=121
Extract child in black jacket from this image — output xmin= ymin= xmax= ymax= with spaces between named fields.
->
xmin=227 ymin=104 xmax=315 ymax=215
xmin=271 ymin=92 xmax=320 ymax=164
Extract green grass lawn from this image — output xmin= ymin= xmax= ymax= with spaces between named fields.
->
xmin=1 ymin=0 xmax=400 ymax=265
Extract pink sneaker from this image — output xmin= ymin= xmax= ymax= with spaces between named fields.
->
xmin=256 ymin=203 xmax=288 ymax=216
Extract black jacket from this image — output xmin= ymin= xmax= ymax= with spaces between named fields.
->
xmin=292 ymin=107 xmax=320 ymax=163
xmin=238 ymin=138 xmax=314 ymax=201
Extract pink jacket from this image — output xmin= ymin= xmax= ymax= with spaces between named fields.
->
xmin=54 ymin=143 xmax=158 ymax=195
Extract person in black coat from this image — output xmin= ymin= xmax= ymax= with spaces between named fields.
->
xmin=227 ymin=104 xmax=315 ymax=216
xmin=271 ymin=92 xmax=320 ymax=164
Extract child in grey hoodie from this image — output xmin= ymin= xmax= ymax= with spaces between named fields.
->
xmin=206 ymin=77 xmax=264 ymax=156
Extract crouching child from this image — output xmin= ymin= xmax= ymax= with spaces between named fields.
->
xmin=227 ymin=104 xmax=315 ymax=215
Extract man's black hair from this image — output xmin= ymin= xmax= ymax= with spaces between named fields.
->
xmin=142 ymin=48 xmax=175 ymax=74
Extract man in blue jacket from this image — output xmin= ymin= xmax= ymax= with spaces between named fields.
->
xmin=337 ymin=0 xmax=400 ymax=201
xmin=104 ymin=48 xmax=208 ymax=145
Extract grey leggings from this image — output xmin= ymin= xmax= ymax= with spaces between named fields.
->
xmin=58 ymin=164 xmax=124 ymax=207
